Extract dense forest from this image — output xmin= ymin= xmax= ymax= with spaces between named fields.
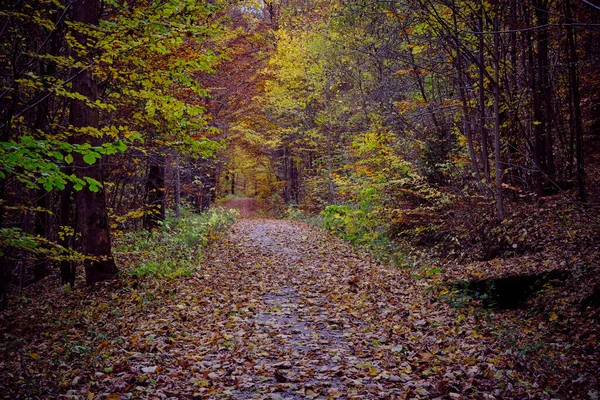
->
xmin=0 ymin=0 xmax=599 ymax=398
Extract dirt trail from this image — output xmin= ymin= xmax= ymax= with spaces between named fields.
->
xmin=224 ymin=221 xmax=381 ymax=399
xmin=218 ymin=198 xmax=262 ymax=218
xmin=180 ymin=219 xmax=423 ymax=399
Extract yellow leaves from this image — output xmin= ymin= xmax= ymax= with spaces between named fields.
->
xmin=192 ymin=378 xmax=210 ymax=388
xmin=501 ymin=183 xmax=521 ymax=192
xmin=29 ymin=352 xmax=39 ymax=360
xmin=411 ymin=44 xmax=427 ymax=55
xmin=97 ymin=340 xmax=110 ymax=350
xmin=549 ymin=312 xmax=558 ymax=322
xmin=396 ymin=99 xmax=429 ymax=114
xmin=472 ymin=331 xmax=484 ymax=339
xmin=383 ymin=9 xmax=404 ymax=24
xmin=393 ymin=69 xmax=414 ymax=77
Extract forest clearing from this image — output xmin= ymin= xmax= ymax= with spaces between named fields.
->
xmin=1 ymin=0 xmax=599 ymax=398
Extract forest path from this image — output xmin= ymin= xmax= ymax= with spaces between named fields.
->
xmin=186 ymin=219 xmax=443 ymax=399
xmin=217 ymin=197 xmax=262 ymax=218
xmin=222 ymin=220 xmax=382 ymax=399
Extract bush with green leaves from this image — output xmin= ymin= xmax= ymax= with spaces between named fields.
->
xmin=114 ymin=207 xmax=238 ymax=279
xmin=321 ymin=202 xmax=411 ymax=266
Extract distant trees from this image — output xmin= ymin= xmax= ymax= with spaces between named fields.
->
xmin=247 ymin=0 xmax=599 ymax=220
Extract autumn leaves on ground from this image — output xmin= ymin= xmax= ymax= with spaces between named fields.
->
xmin=0 ymin=202 xmax=597 ymax=399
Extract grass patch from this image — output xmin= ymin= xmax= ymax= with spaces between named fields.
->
xmin=114 ymin=207 xmax=238 ymax=279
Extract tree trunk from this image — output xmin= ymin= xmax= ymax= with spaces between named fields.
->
xmin=174 ymin=156 xmax=181 ymax=217
xmin=493 ymin=6 xmax=504 ymax=220
xmin=478 ymin=9 xmax=491 ymax=183
xmin=534 ymin=0 xmax=556 ymax=181
xmin=59 ymin=180 xmax=76 ymax=287
xmin=33 ymin=190 xmax=49 ymax=281
xmin=452 ymin=2 xmax=484 ymax=194
xmin=144 ymin=156 xmax=166 ymax=229
xmin=524 ymin=5 xmax=544 ymax=196
xmin=71 ymin=0 xmax=117 ymax=284
xmin=231 ymin=172 xmax=235 ymax=196
xmin=565 ymin=0 xmax=585 ymax=200
xmin=326 ymin=122 xmax=335 ymax=204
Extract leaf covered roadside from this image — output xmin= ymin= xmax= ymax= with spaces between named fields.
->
xmin=0 ymin=208 xmax=238 ymax=398
xmin=1 ymin=217 xmax=598 ymax=399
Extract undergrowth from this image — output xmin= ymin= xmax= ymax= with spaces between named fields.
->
xmin=287 ymin=203 xmax=416 ymax=268
xmin=114 ymin=207 xmax=238 ymax=279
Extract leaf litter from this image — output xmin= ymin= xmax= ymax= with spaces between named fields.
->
xmin=1 ymin=219 xmax=598 ymax=399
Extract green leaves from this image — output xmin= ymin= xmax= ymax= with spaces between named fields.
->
xmin=83 ymin=152 xmax=100 ymax=165
xmin=0 ymin=136 xmax=130 ymax=192
xmin=84 ymin=177 xmax=102 ymax=193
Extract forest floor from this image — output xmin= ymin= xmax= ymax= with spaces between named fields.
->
xmin=1 ymin=214 xmax=598 ymax=399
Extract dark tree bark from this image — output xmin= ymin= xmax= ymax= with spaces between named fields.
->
xmin=33 ymin=191 xmax=49 ymax=281
xmin=326 ymin=121 xmax=335 ymax=204
xmin=534 ymin=0 xmax=555 ymax=182
xmin=71 ymin=0 xmax=117 ymax=284
xmin=144 ymin=156 xmax=166 ymax=229
xmin=478 ymin=7 xmax=491 ymax=183
xmin=565 ymin=0 xmax=585 ymax=200
xmin=493 ymin=3 xmax=504 ymax=220
xmin=59 ymin=180 xmax=76 ymax=287
xmin=452 ymin=1 xmax=484 ymax=194
xmin=281 ymin=148 xmax=290 ymax=203
xmin=524 ymin=4 xmax=545 ymax=196
xmin=174 ymin=158 xmax=181 ymax=217
xmin=290 ymin=157 xmax=300 ymax=204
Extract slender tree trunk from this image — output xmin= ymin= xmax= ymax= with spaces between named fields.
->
xmin=452 ymin=2 xmax=483 ymax=194
xmin=32 ymin=28 xmax=59 ymax=281
xmin=174 ymin=155 xmax=181 ymax=217
xmin=478 ymin=9 xmax=491 ymax=182
xmin=231 ymin=172 xmax=235 ymax=196
xmin=290 ymin=159 xmax=300 ymax=204
xmin=144 ymin=157 xmax=166 ymax=229
xmin=59 ymin=179 xmax=76 ymax=287
xmin=71 ymin=0 xmax=117 ymax=284
xmin=535 ymin=0 xmax=556 ymax=180
xmin=493 ymin=6 xmax=504 ymax=221
xmin=565 ymin=0 xmax=585 ymax=200
xmin=326 ymin=122 xmax=335 ymax=205
xmin=208 ymin=165 xmax=217 ymax=205
xmin=33 ymin=190 xmax=49 ymax=281
xmin=567 ymin=82 xmax=575 ymax=176
xmin=282 ymin=148 xmax=290 ymax=203
xmin=524 ymin=5 xmax=544 ymax=196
